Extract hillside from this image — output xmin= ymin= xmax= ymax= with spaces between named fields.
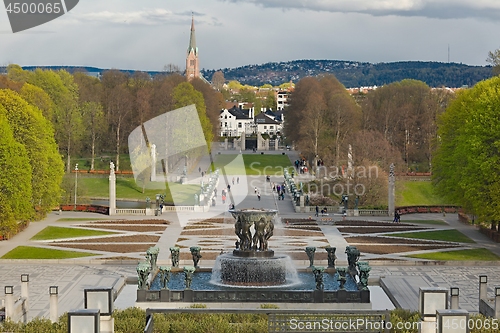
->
xmin=202 ymin=60 xmax=494 ymax=88
xmin=1 ymin=60 xmax=494 ymax=88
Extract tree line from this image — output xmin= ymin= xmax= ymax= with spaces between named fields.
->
xmin=284 ymin=75 xmax=456 ymax=207
xmin=0 ymin=65 xmax=223 ymax=233
xmin=3 ymin=65 xmax=223 ymax=172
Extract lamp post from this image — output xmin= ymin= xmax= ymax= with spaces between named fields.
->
xmin=74 ymin=163 xmax=78 ymax=209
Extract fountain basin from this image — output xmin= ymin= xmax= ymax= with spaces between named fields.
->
xmin=138 ymin=271 xmax=369 ymax=304
xmin=212 ymin=253 xmax=296 ymax=286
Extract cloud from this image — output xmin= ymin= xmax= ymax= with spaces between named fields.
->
xmin=76 ymin=9 xmax=182 ymax=25
xmin=220 ymin=0 xmax=500 ymax=20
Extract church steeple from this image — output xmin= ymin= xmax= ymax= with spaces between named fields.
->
xmin=188 ymin=15 xmax=197 ymax=55
xmin=186 ymin=14 xmax=199 ymax=80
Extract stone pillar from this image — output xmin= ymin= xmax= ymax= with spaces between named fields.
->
xmin=479 ymin=275 xmax=487 ymax=303
xmin=21 ymin=274 xmax=29 ymax=303
xmin=150 ymin=144 xmax=157 ymax=181
xmin=240 ymin=132 xmax=245 ymax=151
xmin=4 ymin=287 xmax=14 ymax=321
xmin=264 ymin=138 xmax=269 ymax=151
xmin=224 ymin=138 xmax=228 ymax=150
xmin=388 ymin=163 xmax=395 ymax=217
xmin=49 ymin=287 xmax=58 ymax=323
xmin=109 ymin=161 xmax=116 ymax=215
xmin=450 ymin=287 xmax=459 ymax=310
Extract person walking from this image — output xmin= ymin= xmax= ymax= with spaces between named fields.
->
xmin=257 ymin=191 xmax=261 ymax=201
xmin=237 ymin=177 xmax=239 ymax=184
xmin=315 ymin=205 xmax=319 ymax=217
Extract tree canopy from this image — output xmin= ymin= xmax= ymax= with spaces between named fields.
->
xmin=0 ymin=89 xmax=64 ymax=220
xmin=433 ymin=76 xmax=500 ymax=222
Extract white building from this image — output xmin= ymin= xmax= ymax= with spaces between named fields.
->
xmin=254 ymin=113 xmax=282 ymax=136
xmin=219 ymin=105 xmax=254 ymax=137
xmin=276 ymin=91 xmax=289 ymax=110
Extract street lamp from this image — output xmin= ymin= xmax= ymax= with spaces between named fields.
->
xmin=74 ymin=163 xmax=78 ymax=209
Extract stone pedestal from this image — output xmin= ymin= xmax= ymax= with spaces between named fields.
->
xmin=100 ymin=316 xmax=115 ymax=333
xmin=419 ymin=320 xmax=436 ymax=333
xmin=50 ymin=294 xmax=58 ymax=323
xmin=5 ymin=293 xmax=14 ymax=320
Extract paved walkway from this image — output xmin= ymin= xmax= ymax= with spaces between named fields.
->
xmin=0 ymin=151 xmax=499 ymax=320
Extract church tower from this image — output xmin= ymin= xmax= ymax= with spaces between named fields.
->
xmin=186 ymin=16 xmax=199 ymax=80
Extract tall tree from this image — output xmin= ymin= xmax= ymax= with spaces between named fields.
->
xmin=486 ymin=48 xmax=500 ymax=76
xmin=433 ymin=76 xmax=500 ymax=224
xmin=362 ymin=80 xmax=440 ymax=171
xmin=101 ymin=70 xmax=132 ymax=171
xmin=211 ymin=71 xmax=225 ymax=91
xmin=73 ymin=73 xmax=107 ymax=170
xmin=26 ymin=68 xmax=83 ymax=173
xmin=320 ymin=75 xmax=361 ymax=165
xmin=0 ymin=111 xmax=32 ymax=236
xmin=285 ymin=75 xmax=361 ymax=166
xmin=172 ymin=82 xmax=214 ymax=148
xmin=0 ymin=89 xmax=64 ymax=217
xmin=191 ymin=78 xmax=224 ymax=140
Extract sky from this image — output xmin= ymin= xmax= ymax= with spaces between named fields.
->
xmin=1 ymin=0 xmax=500 ymax=72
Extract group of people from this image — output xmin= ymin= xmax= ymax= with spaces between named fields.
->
xmin=294 ymin=158 xmax=309 ymax=174
xmin=272 ymin=182 xmax=286 ymax=200
xmin=254 ymin=186 xmax=261 ymax=200
xmin=315 ymin=206 xmax=328 ymax=217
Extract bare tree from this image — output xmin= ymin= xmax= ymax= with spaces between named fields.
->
xmin=211 ymin=71 xmax=225 ymax=91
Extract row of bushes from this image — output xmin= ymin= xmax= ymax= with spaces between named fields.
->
xmin=397 ymin=205 xmax=459 ymax=215
xmin=1 ymin=308 xmax=498 ymax=333
xmin=59 ymin=205 xmax=109 ymax=214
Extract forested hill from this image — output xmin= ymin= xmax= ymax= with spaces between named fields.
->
xmin=201 ymin=60 xmax=494 ymax=88
xmin=0 ymin=60 xmax=493 ymax=88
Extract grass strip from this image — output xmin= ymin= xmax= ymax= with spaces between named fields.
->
xmin=389 ymin=229 xmax=475 ymax=243
xmin=1 ymin=246 xmax=98 ymax=259
xmin=407 ymin=248 xmax=500 ymax=261
xmin=31 ymin=226 xmax=116 ymax=240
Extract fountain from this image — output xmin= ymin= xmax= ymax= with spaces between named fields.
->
xmin=211 ymin=208 xmax=299 ymax=287
xmin=136 ymin=211 xmax=371 ymax=305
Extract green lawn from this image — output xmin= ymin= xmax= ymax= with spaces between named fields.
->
xmin=389 ymin=229 xmax=475 ymax=243
xmin=30 ymin=226 xmax=116 ymax=240
xmin=213 ymin=154 xmax=293 ymax=176
xmin=407 ymin=248 xmax=500 ymax=261
xmin=1 ymin=246 xmax=98 ymax=259
xmin=400 ymin=219 xmax=449 ymax=225
xmin=396 ymin=181 xmax=452 ymax=206
xmin=78 ymin=176 xmax=200 ymax=204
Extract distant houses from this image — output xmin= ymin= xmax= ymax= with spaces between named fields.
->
xmin=219 ymin=102 xmax=283 ymax=137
